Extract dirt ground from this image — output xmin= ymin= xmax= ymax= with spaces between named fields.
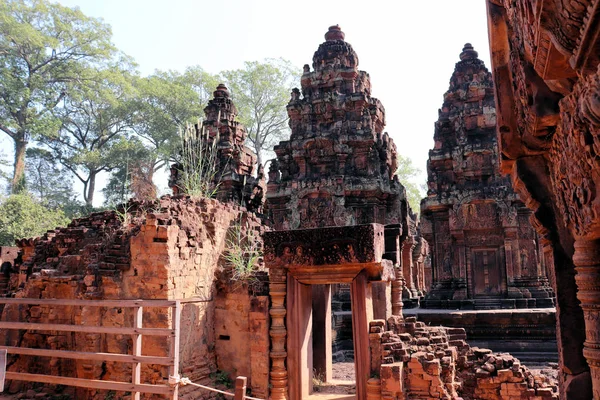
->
xmin=312 ymin=362 xmax=356 ymax=395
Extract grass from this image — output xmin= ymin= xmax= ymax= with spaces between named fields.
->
xmin=176 ymin=118 xmax=224 ymax=198
xmin=223 ymin=220 xmax=262 ymax=282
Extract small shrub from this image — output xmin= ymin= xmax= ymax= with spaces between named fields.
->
xmin=312 ymin=369 xmax=325 ymax=392
xmin=224 ymin=221 xmax=261 ymax=282
xmin=210 ymin=370 xmax=233 ymax=388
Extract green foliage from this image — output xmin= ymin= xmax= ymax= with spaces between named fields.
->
xmin=26 ymin=147 xmax=78 ymax=209
xmin=131 ymin=67 xmax=219 ymax=175
xmin=0 ymin=0 xmax=118 ymax=191
xmin=102 ymin=136 xmax=155 ymax=206
xmin=43 ymin=66 xmax=138 ymax=206
xmin=0 ymin=193 xmax=70 ymax=245
xmin=176 ymin=122 xmax=222 ymax=198
xmin=224 ymin=221 xmax=262 ymax=282
xmin=396 ymin=154 xmax=426 ymax=214
xmin=221 ymin=58 xmax=300 ymax=165
xmin=210 ymin=370 xmax=232 ymax=389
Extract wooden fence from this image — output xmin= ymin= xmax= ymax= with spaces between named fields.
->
xmin=0 ymin=298 xmax=185 ymax=400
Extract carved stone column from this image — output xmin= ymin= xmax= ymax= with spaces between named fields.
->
xmin=385 ymin=225 xmax=403 ymax=316
xmin=269 ymin=281 xmax=288 ymax=399
xmin=573 ymin=239 xmax=600 ymax=399
xmin=452 ymin=232 xmax=468 ymax=300
xmin=391 ymin=269 xmax=404 ymax=317
xmin=401 ymin=237 xmax=417 ymax=298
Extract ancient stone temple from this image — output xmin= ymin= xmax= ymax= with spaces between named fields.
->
xmin=0 ymin=24 xmax=567 ymax=400
xmin=265 ymin=25 xmax=412 ymax=399
xmin=170 ymin=84 xmax=265 ymax=212
xmin=420 ymin=44 xmax=555 ymax=310
xmin=267 ymin=25 xmax=407 ymax=230
xmin=486 ymin=1 xmax=600 ymax=398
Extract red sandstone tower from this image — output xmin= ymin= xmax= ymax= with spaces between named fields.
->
xmin=266 ymin=25 xmax=409 ymax=231
xmin=420 ymin=44 xmax=554 ymax=309
xmin=169 ymin=84 xmax=265 ymax=212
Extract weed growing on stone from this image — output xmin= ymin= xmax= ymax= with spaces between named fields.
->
xmin=224 ymin=220 xmax=262 ymax=282
xmin=210 ymin=370 xmax=233 ymax=388
xmin=113 ymin=202 xmax=133 ymax=227
xmin=177 ymin=118 xmax=222 ymax=198
xmin=312 ymin=369 xmax=325 ymax=392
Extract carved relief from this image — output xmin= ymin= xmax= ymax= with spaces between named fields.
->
xmin=549 ymin=73 xmax=600 ymax=237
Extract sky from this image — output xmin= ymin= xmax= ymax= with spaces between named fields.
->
xmin=2 ymin=0 xmax=492 ymax=206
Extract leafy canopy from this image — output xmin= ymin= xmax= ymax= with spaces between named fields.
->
xmin=396 ymin=154 xmax=426 ymax=214
xmin=0 ymin=0 xmax=117 ymax=191
xmin=0 ymin=193 xmax=70 ymax=245
xmin=222 ymin=59 xmax=300 ymax=166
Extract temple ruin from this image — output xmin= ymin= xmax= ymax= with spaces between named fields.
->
xmin=169 ymin=83 xmax=265 ymax=213
xmin=421 ymin=44 xmax=555 ymax=310
xmin=2 ymin=10 xmax=598 ymax=399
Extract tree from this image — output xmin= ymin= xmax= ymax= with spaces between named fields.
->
xmin=25 ymin=146 xmax=76 ymax=208
xmin=222 ymin=59 xmax=300 ymax=166
xmin=43 ymin=67 xmax=137 ymax=206
xmin=396 ymin=154 xmax=426 ymax=214
xmin=131 ymin=67 xmax=218 ymax=181
xmin=0 ymin=193 xmax=70 ymax=245
xmin=101 ymin=136 xmax=156 ymax=206
xmin=0 ymin=0 xmax=116 ymax=192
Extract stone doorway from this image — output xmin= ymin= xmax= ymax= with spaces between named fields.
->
xmin=264 ymin=224 xmax=393 ymax=400
xmin=311 ymin=284 xmax=356 ymax=397
xmin=287 ymin=272 xmax=369 ymax=399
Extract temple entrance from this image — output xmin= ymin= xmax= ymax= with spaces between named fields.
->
xmin=264 ymin=224 xmax=394 ymax=400
xmin=311 ymin=284 xmax=356 ymax=397
xmin=288 ymin=273 xmax=371 ymax=399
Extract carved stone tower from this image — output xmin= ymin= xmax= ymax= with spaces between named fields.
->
xmin=170 ymin=84 xmax=265 ymax=212
xmin=266 ymin=25 xmax=408 ymax=231
xmin=420 ymin=44 xmax=554 ymax=309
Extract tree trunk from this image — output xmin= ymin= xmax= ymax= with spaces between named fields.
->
xmin=85 ymin=171 xmax=96 ymax=207
xmin=254 ymin=142 xmax=262 ymax=171
xmin=11 ymin=138 xmax=28 ymax=193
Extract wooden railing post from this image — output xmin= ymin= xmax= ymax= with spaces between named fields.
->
xmin=234 ymin=376 xmax=247 ymax=400
xmin=132 ymin=305 xmax=143 ymax=400
xmin=169 ymin=301 xmax=181 ymax=400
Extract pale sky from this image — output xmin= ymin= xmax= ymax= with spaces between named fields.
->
xmin=2 ymin=0 xmax=492 ymax=205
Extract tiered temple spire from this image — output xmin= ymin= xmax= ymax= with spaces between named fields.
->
xmin=420 ymin=44 xmax=554 ymax=309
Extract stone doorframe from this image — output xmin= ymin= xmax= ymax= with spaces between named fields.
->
xmin=264 ymin=224 xmax=394 ymax=400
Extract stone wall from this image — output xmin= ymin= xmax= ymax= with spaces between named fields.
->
xmin=213 ymin=278 xmax=270 ymax=398
xmin=370 ymin=317 xmax=558 ymax=399
xmin=0 ymin=196 xmax=268 ymax=399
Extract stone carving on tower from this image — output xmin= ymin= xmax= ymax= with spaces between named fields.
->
xmin=420 ymin=44 xmax=555 ymax=309
xmin=267 ymin=25 xmax=408 ymax=231
xmin=169 ymin=84 xmax=266 ymax=212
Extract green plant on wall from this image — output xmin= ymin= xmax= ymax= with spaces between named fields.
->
xmin=224 ymin=218 xmax=262 ymax=282
xmin=176 ymin=119 xmax=224 ymax=198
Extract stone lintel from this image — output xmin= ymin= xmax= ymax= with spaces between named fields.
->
xmin=264 ymin=223 xmax=385 ymax=268
xmin=288 ymin=259 xmax=395 ymax=284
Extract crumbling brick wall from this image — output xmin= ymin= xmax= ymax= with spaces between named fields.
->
xmin=0 ymin=195 xmax=267 ymax=399
xmin=370 ymin=316 xmax=558 ymax=399
xmin=213 ymin=274 xmax=270 ymax=398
